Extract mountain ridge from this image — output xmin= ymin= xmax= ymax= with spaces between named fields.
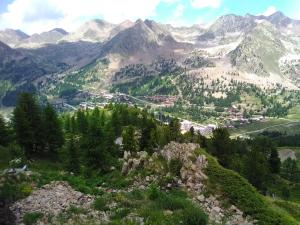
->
xmin=0 ymin=11 xmax=300 ymax=105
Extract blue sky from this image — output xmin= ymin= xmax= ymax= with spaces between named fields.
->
xmin=0 ymin=0 xmax=299 ymax=34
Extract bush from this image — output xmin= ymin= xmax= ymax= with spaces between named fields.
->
xmin=23 ymin=212 xmax=43 ymax=225
xmin=93 ymin=197 xmax=109 ymax=211
xmin=147 ymin=184 xmax=160 ymax=200
xmin=181 ymin=206 xmax=208 ymax=225
xmin=156 ymin=193 xmax=188 ymax=210
xmin=168 ymin=159 xmax=183 ymax=177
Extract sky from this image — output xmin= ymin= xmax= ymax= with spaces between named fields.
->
xmin=0 ymin=0 xmax=299 ymax=34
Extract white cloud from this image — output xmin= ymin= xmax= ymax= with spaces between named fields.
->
xmin=162 ymin=0 xmax=180 ymax=4
xmin=0 ymin=0 xmax=162 ymax=34
xmin=262 ymin=6 xmax=277 ymax=16
xmin=165 ymin=3 xmax=189 ymax=27
xmin=173 ymin=4 xmax=185 ymax=18
xmin=190 ymin=0 xmax=222 ymax=9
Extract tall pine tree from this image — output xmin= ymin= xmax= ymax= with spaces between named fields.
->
xmin=122 ymin=125 xmax=137 ymax=152
xmin=43 ymin=104 xmax=64 ymax=156
xmin=66 ymin=137 xmax=80 ymax=174
xmin=0 ymin=114 xmax=10 ymax=146
xmin=12 ymin=93 xmax=45 ymax=157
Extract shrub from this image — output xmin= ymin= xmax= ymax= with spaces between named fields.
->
xmin=181 ymin=206 xmax=208 ymax=225
xmin=156 ymin=193 xmax=188 ymax=210
xmin=168 ymin=159 xmax=183 ymax=177
xmin=93 ymin=197 xmax=109 ymax=211
xmin=23 ymin=212 xmax=43 ymax=225
xmin=111 ymin=208 xmax=131 ymax=220
xmin=20 ymin=183 xmax=33 ymax=196
xmin=147 ymin=184 xmax=160 ymax=200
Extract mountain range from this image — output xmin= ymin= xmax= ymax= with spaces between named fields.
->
xmin=0 ymin=11 xmax=300 ymax=106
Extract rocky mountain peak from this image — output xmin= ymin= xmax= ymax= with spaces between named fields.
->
xmin=49 ymin=28 xmax=68 ymax=35
xmin=267 ymin=11 xmax=292 ymax=27
xmin=63 ymin=19 xmax=116 ymax=42
xmin=0 ymin=29 xmax=29 ymax=47
xmin=208 ymin=13 xmax=255 ymax=35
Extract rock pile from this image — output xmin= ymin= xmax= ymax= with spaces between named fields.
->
xmin=10 ymin=181 xmax=95 ymax=224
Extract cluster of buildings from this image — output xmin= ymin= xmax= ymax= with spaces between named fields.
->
xmin=180 ymin=120 xmax=218 ymax=136
xmin=227 ymin=105 xmax=264 ymax=125
xmin=142 ymin=95 xmax=177 ymax=107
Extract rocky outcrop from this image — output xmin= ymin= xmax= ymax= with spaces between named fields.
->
xmin=160 ymin=142 xmax=254 ymax=225
xmin=10 ymin=181 xmax=97 ymax=225
xmin=161 ymin=142 xmax=207 ymax=192
xmin=121 ymin=151 xmax=148 ymax=175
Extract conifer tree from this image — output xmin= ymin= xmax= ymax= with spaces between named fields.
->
xmin=210 ymin=128 xmax=232 ymax=167
xmin=140 ymin=114 xmax=157 ymax=152
xmin=0 ymin=114 xmax=10 ymax=146
xmin=244 ymin=149 xmax=269 ymax=191
xmin=66 ymin=137 xmax=80 ymax=174
xmin=169 ymin=118 xmax=181 ymax=141
xmin=268 ymin=148 xmax=281 ymax=174
xmin=122 ymin=125 xmax=137 ymax=152
xmin=12 ymin=93 xmax=44 ymax=157
xmin=43 ymin=104 xmax=64 ymax=156
xmin=76 ymin=109 xmax=88 ymax=134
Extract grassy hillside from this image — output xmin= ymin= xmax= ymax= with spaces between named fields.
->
xmin=196 ymin=148 xmax=300 ymax=225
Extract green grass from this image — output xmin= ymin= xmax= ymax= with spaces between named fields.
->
xmin=260 ymin=122 xmax=300 ymax=136
xmin=102 ymin=186 xmax=208 ymax=225
xmin=287 ymin=105 xmax=300 ymax=120
xmin=273 ymin=200 xmax=300 ymax=221
xmin=196 ymin=148 xmax=300 ymax=225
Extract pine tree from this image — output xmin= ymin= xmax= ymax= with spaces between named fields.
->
xmin=66 ymin=137 xmax=80 ymax=174
xmin=76 ymin=110 xmax=88 ymax=134
xmin=169 ymin=118 xmax=181 ymax=141
xmin=122 ymin=125 xmax=137 ymax=152
xmin=0 ymin=114 xmax=10 ymax=146
xmin=103 ymin=121 xmax=118 ymax=156
xmin=43 ymin=104 xmax=64 ymax=156
xmin=281 ymin=158 xmax=300 ymax=182
xmin=140 ymin=115 xmax=157 ymax=152
xmin=210 ymin=128 xmax=232 ymax=167
xmin=12 ymin=93 xmax=45 ymax=157
xmin=268 ymin=148 xmax=281 ymax=174
xmin=244 ymin=149 xmax=269 ymax=191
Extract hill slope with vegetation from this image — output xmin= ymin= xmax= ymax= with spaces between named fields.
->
xmin=0 ymin=93 xmax=299 ymax=224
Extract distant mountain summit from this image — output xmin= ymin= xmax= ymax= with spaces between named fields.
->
xmin=19 ymin=28 xmax=69 ymax=47
xmin=63 ymin=19 xmax=116 ymax=42
xmin=209 ymin=14 xmax=256 ymax=35
xmin=101 ymin=19 xmax=178 ymax=56
xmin=0 ymin=29 xmax=29 ymax=47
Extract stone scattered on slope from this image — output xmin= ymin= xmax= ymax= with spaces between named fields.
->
xmin=10 ymin=181 xmax=97 ymax=225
